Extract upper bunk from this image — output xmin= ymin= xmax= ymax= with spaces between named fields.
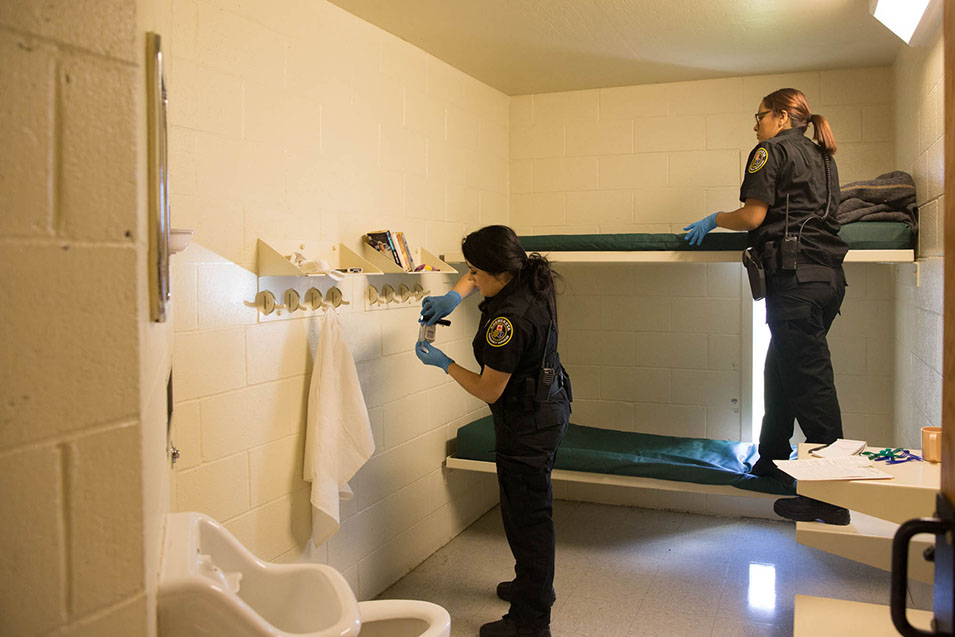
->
xmin=443 ymin=221 xmax=914 ymax=264
xmin=518 ymin=221 xmax=914 ymax=264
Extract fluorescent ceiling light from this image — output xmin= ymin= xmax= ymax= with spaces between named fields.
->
xmin=871 ymin=0 xmax=932 ymax=44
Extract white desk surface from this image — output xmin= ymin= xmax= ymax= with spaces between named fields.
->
xmin=796 ymin=444 xmax=940 ymax=524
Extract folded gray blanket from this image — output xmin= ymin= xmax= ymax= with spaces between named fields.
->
xmin=838 ymin=170 xmax=918 ymax=230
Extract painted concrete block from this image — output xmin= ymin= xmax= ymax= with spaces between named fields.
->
xmin=0 ymin=446 xmax=65 ymax=635
xmin=0 ymin=33 xmax=53 ymax=238
xmin=70 ymin=425 xmax=144 ymax=616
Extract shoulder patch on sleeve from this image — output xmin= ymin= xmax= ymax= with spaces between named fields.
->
xmin=486 ymin=316 xmax=513 ymax=347
xmin=748 ymin=147 xmax=769 ymax=173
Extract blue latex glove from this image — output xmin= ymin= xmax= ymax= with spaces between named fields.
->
xmin=420 ymin=290 xmax=461 ymax=326
xmin=415 ymin=340 xmax=453 ymax=373
xmin=683 ymin=212 xmax=720 ymax=247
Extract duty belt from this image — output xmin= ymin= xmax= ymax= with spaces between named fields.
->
xmin=496 ymin=367 xmax=568 ymax=414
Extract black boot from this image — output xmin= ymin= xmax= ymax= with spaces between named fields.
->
xmin=479 ymin=615 xmax=551 ymax=637
xmin=751 ymin=459 xmax=797 ymax=492
xmin=496 ymin=580 xmax=514 ymax=602
xmin=774 ymin=496 xmax=850 ymax=525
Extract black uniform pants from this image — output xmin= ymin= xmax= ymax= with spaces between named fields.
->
xmin=491 ymin=390 xmax=569 ymax=628
xmin=755 ymin=270 xmax=846 ymax=471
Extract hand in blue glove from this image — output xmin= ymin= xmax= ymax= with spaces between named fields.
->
xmin=683 ymin=212 xmax=720 ymax=247
xmin=415 ymin=340 xmax=453 ymax=373
xmin=420 ymin=290 xmax=461 ymax=326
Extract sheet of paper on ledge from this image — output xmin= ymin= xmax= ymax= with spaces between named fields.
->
xmin=775 ymin=456 xmax=894 ymax=481
xmin=810 ymin=439 xmax=867 ymax=458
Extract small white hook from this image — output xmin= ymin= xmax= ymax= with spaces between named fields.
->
xmin=380 ymin=284 xmax=395 ymax=304
xmin=412 ymin=283 xmax=429 ymax=301
xmin=325 ymin=286 xmax=349 ymax=308
xmin=244 ymin=290 xmax=277 ymax=315
xmin=303 ymin=287 xmax=326 ymax=311
xmin=282 ymin=289 xmax=302 ymax=313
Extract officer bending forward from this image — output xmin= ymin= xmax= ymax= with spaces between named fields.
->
xmin=415 ymin=225 xmax=571 ymax=637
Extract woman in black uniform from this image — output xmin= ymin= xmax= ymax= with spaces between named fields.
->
xmin=684 ymin=88 xmax=850 ymax=526
xmin=415 ymin=225 xmax=570 ymax=637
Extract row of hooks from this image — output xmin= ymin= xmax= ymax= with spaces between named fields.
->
xmin=246 ymin=286 xmax=349 ymax=316
xmin=367 ymin=283 xmax=430 ymax=306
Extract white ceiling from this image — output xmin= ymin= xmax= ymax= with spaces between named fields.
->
xmin=326 ymin=0 xmax=903 ymax=95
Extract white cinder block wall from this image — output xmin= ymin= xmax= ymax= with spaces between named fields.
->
xmin=0 ymin=0 xmax=173 ymax=635
xmin=509 ymin=69 xmax=899 ymax=488
xmin=892 ymin=31 xmax=946 ymax=447
xmin=166 ymin=0 xmax=503 ymax=600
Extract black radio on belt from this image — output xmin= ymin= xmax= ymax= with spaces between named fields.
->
xmin=531 ymin=318 xmax=559 ymax=404
xmin=534 ymin=366 xmax=556 ymax=402
xmin=780 ymin=194 xmax=798 ymax=270
xmin=780 ymin=235 xmax=798 ymax=270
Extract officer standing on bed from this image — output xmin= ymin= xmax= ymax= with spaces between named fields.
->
xmin=414 ymin=225 xmax=571 ymax=637
xmin=684 ymin=88 xmax=850 ymax=526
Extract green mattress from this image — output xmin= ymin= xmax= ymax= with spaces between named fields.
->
xmin=518 ymin=221 xmax=912 ymax=252
xmin=454 ymin=416 xmax=795 ymax=496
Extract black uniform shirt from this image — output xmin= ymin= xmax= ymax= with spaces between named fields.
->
xmin=472 ymin=278 xmax=550 ymax=387
xmin=740 ymin=127 xmax=848 ymax=266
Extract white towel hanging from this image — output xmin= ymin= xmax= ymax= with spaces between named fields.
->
xmin=303 ymin=307 xmax=375 ymax=546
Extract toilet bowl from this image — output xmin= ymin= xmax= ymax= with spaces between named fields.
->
xmin=356 ymin=600 xmax=450 ymax=637
xmin=158 ymin=512 xmax=450 ymax=637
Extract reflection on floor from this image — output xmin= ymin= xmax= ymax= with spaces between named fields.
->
xmin=377 ymin=501 xmax=933 ymax=637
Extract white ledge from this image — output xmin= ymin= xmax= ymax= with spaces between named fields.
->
xmin=794 ymin=595 xmax=932 ymax=636
xmin=445 ymin=456 xmax=777 ymax=499
xmin=796 ymin=510 xmax=934 ymax=584
xmin=441 ymin=249 xmax=914 ymax=264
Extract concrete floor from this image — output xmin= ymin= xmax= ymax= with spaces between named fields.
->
xmin=378 ymin=500 xmax=933 ymax=636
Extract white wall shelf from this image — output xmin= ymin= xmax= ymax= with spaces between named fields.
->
xmin=361 ymin=243 xmax=455 ymax=274
xmin=256 ymin=239 xmax=382 ymax=277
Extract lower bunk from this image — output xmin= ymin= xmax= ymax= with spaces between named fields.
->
xmin=445 ymin=416 xmax=795 ymax=501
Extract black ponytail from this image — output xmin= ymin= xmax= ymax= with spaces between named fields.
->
xmin=461 ymin=225 xmax=562 ymax=314
xmin=522 ymin=252 xmax=561 ymax=315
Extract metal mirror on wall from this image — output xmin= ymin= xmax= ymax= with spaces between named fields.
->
xmin=147 ymin=32 xmax=170 ymax=322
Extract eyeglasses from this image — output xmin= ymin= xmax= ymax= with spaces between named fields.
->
xmin=754 ymin=110 xmax=772 ymax=124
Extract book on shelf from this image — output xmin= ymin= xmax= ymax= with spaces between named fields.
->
xmin=392 ymin=232 xmax=410 ymax=271
xmin=395 ymin=231 xmax=416 ymax=272
xmin=363 ymin=231 xmax=402 ymax=269
xmin=363 ymin=230 xmax=417 ymax=271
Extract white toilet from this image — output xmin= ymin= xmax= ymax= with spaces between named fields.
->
xmin=158 ymin=512 xmax=450 ymax=637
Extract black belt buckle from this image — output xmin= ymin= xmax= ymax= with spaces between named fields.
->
xmin=742 ymin=248 xmax=766 ymax=301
